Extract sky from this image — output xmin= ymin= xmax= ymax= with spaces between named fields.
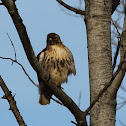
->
xmin=0 ymin=0 xmax=126 ymax=126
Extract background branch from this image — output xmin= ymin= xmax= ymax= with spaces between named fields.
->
xmin=0 ymin=76 xmax=26 ymax=126
xmin=7 ymin=32 xmax=17 ymax=61
xmin=56 ymin=0 xmax=85 ymax=15
xmin=0 ymin=56 xmax=38 ymax=87
xmin=51 ymin=97 xmax=64 ymax=106
xmin=111 ymin=17 xmax=121 ymax=71
xmin=112 ymin=0 xmax=120 ymax=14
xmin=112 ymin=40 xmax=120 ymax=70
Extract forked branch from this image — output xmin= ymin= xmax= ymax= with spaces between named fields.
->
xmin=0 ymin=76 xmax=26 ymax=126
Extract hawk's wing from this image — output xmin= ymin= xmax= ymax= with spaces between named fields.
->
xmin=63 ymin=46 xmax=76 ymax=76
xmin=37 ymin=48 xmax=47 ymax=63
xmin=37 ymin=48 xmax=52 ymax=105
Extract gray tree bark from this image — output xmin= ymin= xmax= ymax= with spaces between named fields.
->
xmin=85 ymin=0 xmax=116 ymax=125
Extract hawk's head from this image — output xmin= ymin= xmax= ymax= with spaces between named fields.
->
xmin=47 ymin=33 xmax=62 ymax=45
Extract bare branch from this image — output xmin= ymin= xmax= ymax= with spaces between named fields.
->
xmin=117 ymin=101 xmax=126 ymax=109
xmin=117 ymin=96 xmax=126 ymax=109
xmin=119 ymin=120 xmax=126 ymax=126
xmin=112 ymin=19 xmax=121 ymax=36
xmin=112 ymin=0 xmax=120 ymax=14
xmin=78 ymin=91 xmax=82 ymax=108
xmin=112 ymin=40 xmax=120 ymax=70
xmin=57 ymin=3 xmax=81 ymax=18
xmin=111 ymin=19 xmax=121 ymax=70
xmin=51 ymin=97 xmax=64 ymax=106
xmin=118 ymin=95 xmax=126 ymax=100
xmin=121 ymin=84 xmax=126 ymax=92
xmin=71 ymin=121 xmax=79 ymax=126
xmin=0 ymin=76 xmax=26 ymax=126
xmin=0 ymin=56 xmax=38 ymax=87
xmin=56 ymin=0 xmax=85 ymax=15
xmin=7 ymin=32 xmax=17 ymax=61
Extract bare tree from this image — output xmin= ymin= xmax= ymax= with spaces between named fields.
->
xmin=1 ymin=0 xmax=126 ymax=126
xmin=85 ymin=0 xmax=115 ymax=125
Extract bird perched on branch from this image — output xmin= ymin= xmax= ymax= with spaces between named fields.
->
xmin=37 ymin=33 xmax=76 ymax=105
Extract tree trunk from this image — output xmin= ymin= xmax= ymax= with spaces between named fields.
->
xmin=85 ymin=0 xmax=116 ymax=126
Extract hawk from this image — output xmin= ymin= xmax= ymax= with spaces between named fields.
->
xmin=37 ymin=33 xmax=76 ymax=105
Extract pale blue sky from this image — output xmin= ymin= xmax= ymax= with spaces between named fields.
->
xmin=0 ymin=0 xmax=126 ymax=126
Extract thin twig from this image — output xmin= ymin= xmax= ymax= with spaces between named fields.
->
xmin=117 ymin=96 xmax=126 ymax=109
xmin=118 ymin=95 xmax=126 ymax=100
xmin=56 ymin=0 xmax=85 ymax=15
xmin=119 ymin=120 xmax=126 ymax=126
xmin=0 ymin=56 xmax=38 ymax=87
xmin=51 ymin=97 xmax=64 ymax=105
xmin=112 ymin=19 xmax=121 ymax=36
xmin=7 ymin=32 xmax=17 ymax=61
xmin=58 ymin=3 xmax=80 ymax=18
xmin=112 ymin=41 xmax=120 ymax=70
xmin=78 ymin=91 xmax=81 ymax=108
xmin=71 ymin=121 xmax=83 ymax=126
xmin=121 ymin=84 xmax=126 ymax=92
xmin=0 ymin=76 xmax=26 ymax=126
xmin=71 ymin=121 xmax=78 ymax=125
xmin=112 ymin=19 xmax=121 ymax=70
xmin=117 ymin=101 xmax=126 ymax=109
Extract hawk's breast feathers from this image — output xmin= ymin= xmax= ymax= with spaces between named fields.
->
xmin=37 ymin=44 xmax=76 ymax=85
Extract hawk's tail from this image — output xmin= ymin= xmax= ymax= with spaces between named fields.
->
xmin=39 ymin=93 xmax=51 ymax=105
xmin=38 ymin=77 xmax=52 ymax=105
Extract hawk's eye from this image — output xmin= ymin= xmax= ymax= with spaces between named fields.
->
xmin=49 ymin=38 xmax=53 ymax=41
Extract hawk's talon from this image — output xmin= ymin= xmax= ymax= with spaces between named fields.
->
xmin=55 ymin=82 xmax=64 ymax=90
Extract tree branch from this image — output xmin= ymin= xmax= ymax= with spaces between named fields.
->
xmin=112 ymin=40 xmax=120 ymax=70
xmin=0 ymin=76 xmax=26 ymax=126
xmin=56 ymin=0 xmax=85 ymax=15
xmin=51 ymin=97 xmax=64 ymax=106
xmin=112 ymin=0 xmax=120 ymax=14
xmin=111 ymin=19 xmax=121 ymax=71
xmin=1 ymin=0 xmax=87 ymax=125
xmin=7 ymin=32 xmax=17 ymax=61
xmin=0 ymin=56 xmax=38 ymax=87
